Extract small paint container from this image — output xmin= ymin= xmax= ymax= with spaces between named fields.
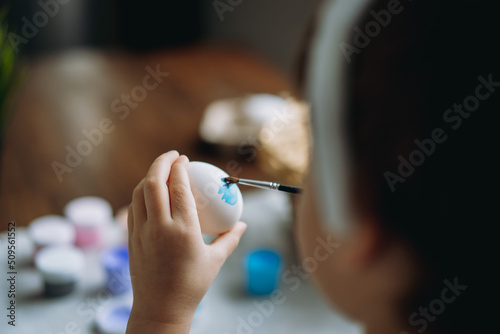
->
xmin=35 ymin=245 xmax=85 ymax=297
xmin=28 ymin=215 xmax=76 ymax=251
xmin=101 ymin=246 xmax=132 ymax=295
xmin=96 ymin=300 xmax=132 ymax=334
xmin=64 ymin=196 xmax=113 ymax=248
xmin=114 ymin=206 xmax=129 ymax=231
xmin=110 ymin=206 xmax=129 ymax=246
xmin=13 ymin=227 xmax=35 ymax=267
xmin=245 ymin=249 xmax=282 ymax=296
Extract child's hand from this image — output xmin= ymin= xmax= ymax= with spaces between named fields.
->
xmin=126 ymin=151 xmax=247 ymax=333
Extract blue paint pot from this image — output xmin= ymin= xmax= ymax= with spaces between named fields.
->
xmin=96 ymin=300 xmax=132 ymax=334
xmin=101 ymin=246 xmax=132 ymax=295
xmin=245 ymin=249 xmax=282 ymax=296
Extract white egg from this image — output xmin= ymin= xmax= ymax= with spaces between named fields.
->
xmin=188 ymin=162 xmax=243 ymax=235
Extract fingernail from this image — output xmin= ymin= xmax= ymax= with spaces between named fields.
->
xmin=180 ymin=155 xmax=190 ymax=164
xmin=238 ymin=222 xmax=248 ymax=232
xmin=168 ymin=150 xmax=179 ymax=156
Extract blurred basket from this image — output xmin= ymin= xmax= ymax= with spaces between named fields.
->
xmin=257 ymin=97 xmax=311 ymax=187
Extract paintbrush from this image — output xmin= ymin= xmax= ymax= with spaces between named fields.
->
xmin=223 ymin=176 xmax=302 ymax=194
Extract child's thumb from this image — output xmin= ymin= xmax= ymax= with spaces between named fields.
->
xmin=210 ymin=221 xmax=247 ymax=264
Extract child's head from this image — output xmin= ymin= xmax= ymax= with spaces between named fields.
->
xmin=296 ymin=0 xmax=497 ymax=333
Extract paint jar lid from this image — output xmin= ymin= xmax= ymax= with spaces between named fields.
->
xmin=65 ymin=196 xmax=113 ymax=227
xmin=35 ymin=245 xmax=85 ymax=284
xmin=95 ymin=300 xmax=132 ymax=334
xmin=101 ymin=246 xmax=129 ymax=271
xmin=29 ymin=215 xmax=75 ymax=247
xmin=245 ymin=249 xmax=282 ymax=296
xmin=101 ymin=246 xmax=132 ymax=294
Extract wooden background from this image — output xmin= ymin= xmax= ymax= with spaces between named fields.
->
xmin=0 ymin=47 xmax=294 ymax=230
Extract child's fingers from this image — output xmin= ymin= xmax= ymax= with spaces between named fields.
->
xmin=143 ymin=151 xmax=179 ymax=221
xmin=127 ymin=204 xmax=134 ymax=235
xmin=168 ymin=155 xmax=199 ymax=227
xmin=132 ymin=179 xmax=147 ymax=226
xmin=209 ymin=222 xmax=247 ymax=263
xmin=127 ymin=204 xmax=136 ymax=254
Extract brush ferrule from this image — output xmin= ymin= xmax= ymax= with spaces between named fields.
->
xmin=224 ymin=176 xmax=302 ymax=194
xmin=237 ymin=178 xmax=277 ymax=191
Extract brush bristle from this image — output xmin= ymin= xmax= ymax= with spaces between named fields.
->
xmin=223 ymin=176 xmax=239 ymax=184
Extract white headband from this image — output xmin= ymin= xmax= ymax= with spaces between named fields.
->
xmin=307 ymin=0 xmax=373 ymax=235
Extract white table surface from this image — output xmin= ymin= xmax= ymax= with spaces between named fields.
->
xmin=0 ymin=190 xmax=362 ymax=334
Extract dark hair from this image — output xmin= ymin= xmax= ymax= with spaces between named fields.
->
xmin=347 ymin=0 xmax=498 ymax=332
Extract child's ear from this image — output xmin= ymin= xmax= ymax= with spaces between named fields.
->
xmin=344 ymin=218 xmax=385 ymax=269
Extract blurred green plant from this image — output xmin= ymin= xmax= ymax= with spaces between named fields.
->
xmin=0 ymin=6 xmax=16 ymax=131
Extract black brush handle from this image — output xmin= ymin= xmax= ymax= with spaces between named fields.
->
xmin=278 ymin=184 xmax=302 ymax=194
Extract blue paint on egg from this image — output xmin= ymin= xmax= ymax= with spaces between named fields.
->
xmin=218 ymin=182 xmax=238 ymax=205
